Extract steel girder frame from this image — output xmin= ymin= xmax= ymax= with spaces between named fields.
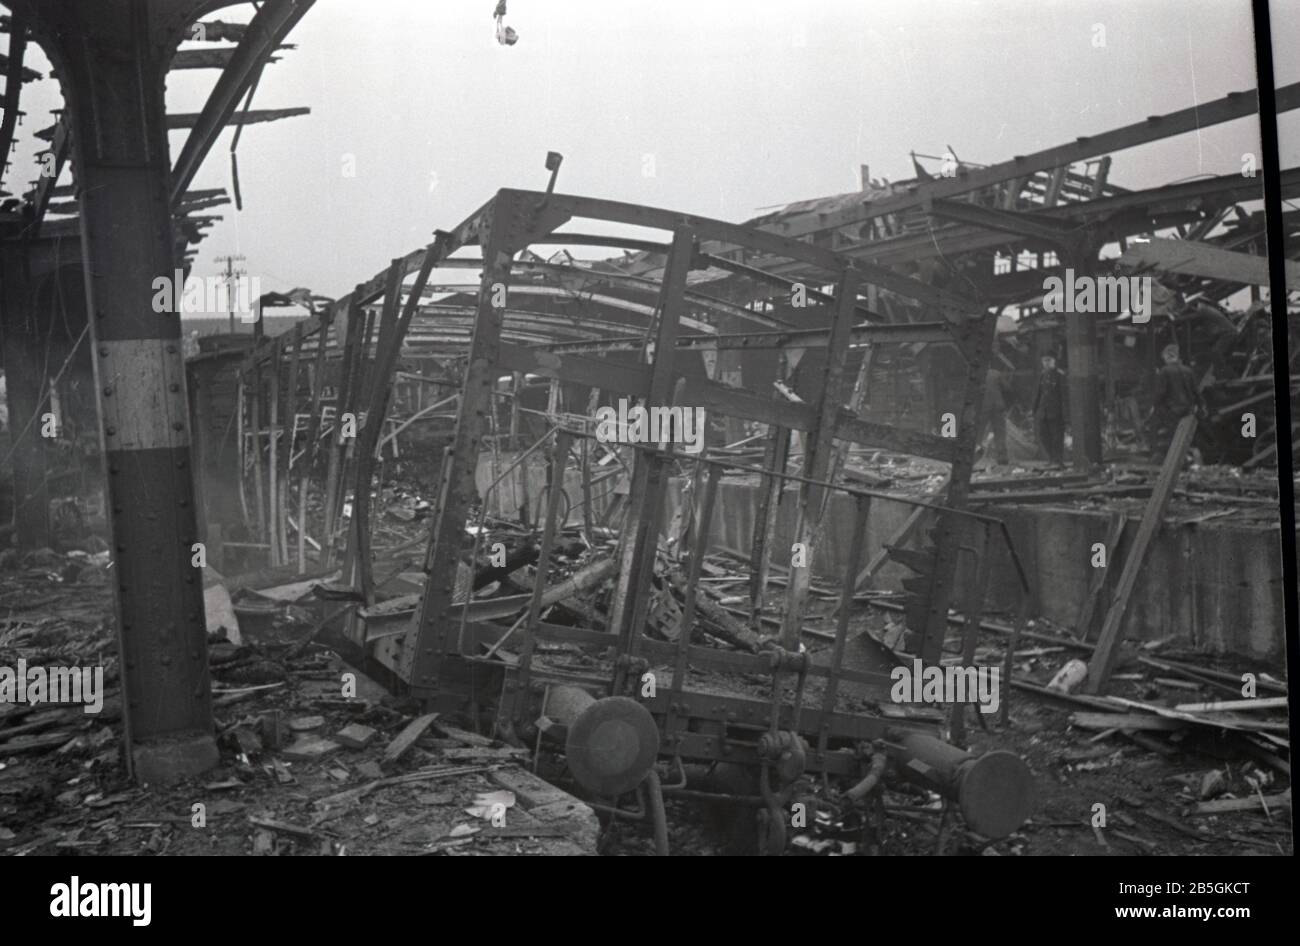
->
xmin=377 ymin=188 xmax=998 ymax=724
xmin=721 ymin=83 xmax=1298 ymax=249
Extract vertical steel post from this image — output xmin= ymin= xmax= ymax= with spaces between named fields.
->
xmin=349 ymin=261 xmax=406 ymax=601
xmin=780 ymin=269 xmax=860 ymax=648
xmin=817 ymin=494 xmax=871 ymax=762
xmin=750 ymin=412 xmax=791 ymax=629
xmin=251 ymin=363 xmax=268 ymax=549
xmin=403 ymin=192 xmax=523 ymax=693
xmin=41 ymin=2 xmax=219 ymax=780
xmin=605 ymin=228 xmax=694 ymax=691
xmin=282 ymin=325 xmax=304 ymax=564
xmin=322 ymin=297 xmax=365 ymax=565
xmin=665 ymin=462 xmax=722 ymax=745
xmin=267 ymin=344 xmax=282 ymax=564
xmin=1062 ymin=243 xmax=1102 ymax=467
xmin=512 ymin=429 xmax=573 ymax=718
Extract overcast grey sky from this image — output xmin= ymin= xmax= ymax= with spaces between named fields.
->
xmin=11 ymin=0 xmax=1295 ymax=300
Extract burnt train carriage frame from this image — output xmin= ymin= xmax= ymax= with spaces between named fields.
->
xmin=349 ymin=188 xmax=1034 ymax=846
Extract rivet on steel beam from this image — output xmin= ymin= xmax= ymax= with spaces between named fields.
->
xmin=166 ymin=344 xmax=177 ymax=354
xmin=106 ymin=427 xmax=116 ymax=436
xmin=99 ymin=346 xmax=109 ymax=357
xmin=103 ymin=387 xmax=113 ymax=396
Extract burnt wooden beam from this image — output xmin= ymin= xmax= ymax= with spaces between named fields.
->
xmin=736 ymin=84 xmax=1300 ymax=244
xmin=171 ymin=47 xmax=283 ymax=70
xmin=35 ymin=106 xmax=310 ymax=142
xmin=170 ymin=0 xmax=314 ymax=203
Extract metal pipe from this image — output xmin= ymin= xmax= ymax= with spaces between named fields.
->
xmin=892 ymin=733 xmax=1033 ymax=839
xmin=645 ymin=769 xmax=669 ymax=856
xmin=844 ymin=749 xmax=888 ymax=804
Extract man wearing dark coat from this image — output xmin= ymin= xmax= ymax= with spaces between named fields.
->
xmin=1032 ymin=353 xmax=1067 ymax=466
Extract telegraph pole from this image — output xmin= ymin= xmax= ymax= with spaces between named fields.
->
xmin=216 ymin=253 xmax=246 ymax=334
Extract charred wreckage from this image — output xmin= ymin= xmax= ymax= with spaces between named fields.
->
xmin=0 ymin=2 xmax=1293 ymax=857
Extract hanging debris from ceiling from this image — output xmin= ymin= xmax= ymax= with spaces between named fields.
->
xmin=494 ymin=1 xmax=519 ymax=45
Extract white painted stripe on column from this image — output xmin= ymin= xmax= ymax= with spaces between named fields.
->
xmin=97 ymin=338 xmax=191 ymax=451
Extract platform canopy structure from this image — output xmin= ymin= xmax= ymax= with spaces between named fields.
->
xmin=0 ymin=0 xmax=314 ymax=782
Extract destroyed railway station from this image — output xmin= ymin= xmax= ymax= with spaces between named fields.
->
xmin=0 ymin=3 xmax=1293 ymax=857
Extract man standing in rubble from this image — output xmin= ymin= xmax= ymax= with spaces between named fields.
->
xmin=1031 ymin=353 xmax=1067 ymax=467
xmin=1148 ymin=342 xmax=1203 ymax=459
xmin=977 ymin=366 xmax=1013 ymax=467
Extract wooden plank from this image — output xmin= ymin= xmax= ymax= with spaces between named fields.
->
xmin=1070 ymin=712 xmax=1185 ymax=732
xmin=1173 ymin=697 xmax=1289 ymax=713
xmin=1190 ymin=789 xmax=1290 ymax=816
xmin=1074 ymin=511 xmax=1126 ymax=641
xmin=1107 ymin=696 xmax=1285 ymax=733
xmin=383 ymin=712 xmax=440 ymax=763
xmin=0 ymin=731 xmax=73 ymax=755
xmin=1085 ymin=415 xmax=1196 ymax=694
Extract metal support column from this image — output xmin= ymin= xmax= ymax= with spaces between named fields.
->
xmin=31 ymin=1 xmax=221 ymax=781
xmin=1062 ymin=244 xmax=1103 ymax=468
xmin=605 ymin=227 xmax=694 ymax=691
xmin=779 ymin=269 xmax=859 ymax=647
xmin=403 ymin=192 xmax=525 ymax=693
